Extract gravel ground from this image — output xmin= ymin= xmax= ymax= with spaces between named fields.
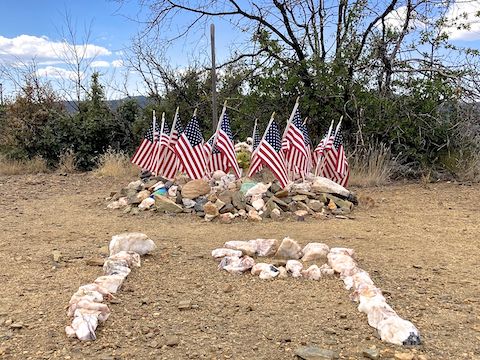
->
xmin=0 ymin=173 xmax=479 ymax=359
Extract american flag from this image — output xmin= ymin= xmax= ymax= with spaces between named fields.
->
xmin=131 ymin=117 xmax=161 ymax=173
xmin=283 ymin=109 xmax=310 ymax=178
xmin=204 ymin=135 xmax=228 ymax=173
xmin=251 ymin=120 xmax=262 ymax=171
xmin=174 ymin=115 xmax=207 ymax=179
xmin=248 ymin=120 xmax=289 ymax=188
xmin=160 ymin=113 xmax=184 ymax=179
xmin=152 ymin=119 xmax=172 ymax=175
xmin=298 ymin=116 xmax=313 ymax=173
xmin=321 ymin=127 xmax=349 ymax=187
xmin=210 ymin=111 xmax=241 ymax=178
xmin=313 ymin=130 xmax=334 ymax=171
xmin=252 ymin=121 xmax=261 ymax=151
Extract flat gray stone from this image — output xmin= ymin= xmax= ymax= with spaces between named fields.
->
xmin=294 ymin=346 xmax=339 ymax=360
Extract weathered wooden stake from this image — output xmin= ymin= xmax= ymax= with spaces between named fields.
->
xmin=210 ymin=23 xmax=218 ymax=131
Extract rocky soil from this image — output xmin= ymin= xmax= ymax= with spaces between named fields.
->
xmin=0 ymin=173 xmax=479 ymax=359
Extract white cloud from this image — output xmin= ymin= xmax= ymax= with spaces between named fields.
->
xmin=111 ymin=59 xmax=123 ymax=67
xmin=36 ymin=66 xmax=80 ymax=81
xmin=445 ymin=1 xmax=480 ymax=40
xmin=0 ymin=34 xmax=111 ymax=63
xmin=381 ymin=5 xmax=423 ymax=32
xmin=91 ymin=60 xmax=110 ymax=68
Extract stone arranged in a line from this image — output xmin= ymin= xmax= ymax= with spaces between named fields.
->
xmin=212 ymin=237 xmax=421 ymax=346
xmin=107 ymin=171 xmax=357 ymax=222
xmin=65 ymin=233 xmax=156 ymax=341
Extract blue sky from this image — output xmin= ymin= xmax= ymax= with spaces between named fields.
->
xmin=0 ymin=0 xmax=241 ymax=99
xmin=0 ymin=0 xmax=137 ymax=58
xmin=1 ymin=0 xmax=480 ymax=99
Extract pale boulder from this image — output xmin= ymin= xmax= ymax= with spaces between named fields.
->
xmin=251 ymin=198 xmax=265 ymax=211
xmin=301 ymin=243 xmax=330 ymax=262
xmin=301 ymin=264 xmax=321 ymax=280
xmin=108 ymin=251 xmax=141 ymax=267
xmin=311 ymin=176 xmax=350 ymax=197
xmin=109 ymin=232 xmax=156 ymax=256
xmin=286 ymin=260 xmax=303 ymax=278
xmin=211 ymin=248 xmax=243 ymax=259
xmin=224 ymin=240 xmax=257 ymax=257
xmin=138 ymin=197 xmax=155 ymax=210
xmin=245 ymin=182 xmax=271 ymax=197
xmin=253 ymin=238 xmax=279 ymax=257
xmin=94 ymin=275 xmax=125 ymax=294
xmin=274 ymin=237 xmax=303 ymax=260
xmin=218 ymin=255 xmax=255 ymax=274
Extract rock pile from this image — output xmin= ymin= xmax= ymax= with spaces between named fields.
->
xmin=107 ymin=171 xmax=358 ymax=222
xmin=65 ymin=233 xmax=156 ymax=341
xmin=212 ymin=237 xmax=421 ymax=347
xmin=212 ymin=237 xmax=337 ymax=281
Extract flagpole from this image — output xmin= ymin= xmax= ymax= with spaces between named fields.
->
xmin=334 ymin=115 xmax=343 ymax=137
xmin=262 ymin=112 xmax=275 ymax=142
xmin=169 ymin=107 xmax=179 ymax=138
xmin=251 ymin=118 xmax=258 ymax=151
xmin=159 ymin=112 xmax=165 ymax=136
xmin=303 ymin=116 xmax=308 ymax=126
xmin=155 ymin=112 xmax=167 ymax=176
xmin=252 ymin=111 xmax=276 ymax=161
xmin=281 ymin=96 xmax=300 ymax=140
xmin=252 ymin=118 xmax=258 ymax=141
xmin=147 ymin=109 xmax=157 ymax=173
xmin=315 ymin=119 xmax=334 ymax=176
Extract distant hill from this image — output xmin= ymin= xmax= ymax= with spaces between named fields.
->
xmin=63 ymin=95 xmax=152 ymax=113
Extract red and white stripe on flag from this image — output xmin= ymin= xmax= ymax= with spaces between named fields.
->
xmin=131 ymin=139 xmax=155 ymax=170
xmin=174 ymin=117 xmax=207 ymax=180
xmin=321 ymin=144 xmax=349 ymax=187
xmin=283 ymin=123 xmax=309 ymax=178
xmin=249 ymin=142 xmax=289 ymax=188
xmin=175 ymin=137 xmax=206 ymax=179
xmin=215 ymin=129 xmax=241 ymax=178
xmin=248 ymin=120 xmax=289 ymax=188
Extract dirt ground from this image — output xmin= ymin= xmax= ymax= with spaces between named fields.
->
xmin=0 ymin=173 xmax=479 ymax=360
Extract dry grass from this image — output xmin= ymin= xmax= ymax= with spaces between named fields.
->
xmin=56 ymin=149 xmax=77 ymax=174
xmin=0 ymin=155 xmax=49 ymax=175
xmin=349 ymin=144 xmax=394 ymax=187
xmin=93 ymin=149 xmax=139 ymax=178
xmin=456 ymin=153 xmax=480 ymax=182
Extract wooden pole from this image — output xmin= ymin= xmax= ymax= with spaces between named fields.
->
xmin=210 ymin=23 xmax=218 ymax=131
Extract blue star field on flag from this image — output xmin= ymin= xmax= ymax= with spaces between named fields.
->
xmin=183 ymin=116 xmax=203 ymax=146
